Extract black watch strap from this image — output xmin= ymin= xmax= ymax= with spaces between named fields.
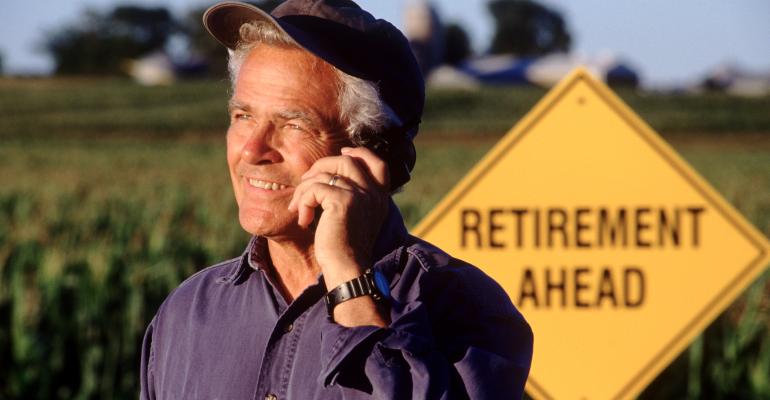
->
xmin=325 ymin=269 xmax=382 ymax=317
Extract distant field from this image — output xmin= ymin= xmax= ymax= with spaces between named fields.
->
xmin=2 ymin=78 xmax=770 ymax=138
xmin=1 ymin=78 xmax=769 ymax=399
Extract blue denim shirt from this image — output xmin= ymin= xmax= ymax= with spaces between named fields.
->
xmin=140 ymin=203 xmax=533 ymax=399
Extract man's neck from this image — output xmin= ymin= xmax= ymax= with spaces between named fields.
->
xmin=266 ymin=237 xmax=320 ymax=303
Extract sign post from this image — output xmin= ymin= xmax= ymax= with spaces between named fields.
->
xmin=413 ymin=67 xmax=770 ymax=400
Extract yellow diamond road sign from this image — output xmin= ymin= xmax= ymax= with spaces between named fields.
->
xmin=413 ymin=67 xmax=770 ymax=400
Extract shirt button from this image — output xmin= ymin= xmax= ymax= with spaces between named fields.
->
xmin=283 ymin=323 xmax=293 ymax=333
xmin=265 ymin=393 xmax=278 ymax=400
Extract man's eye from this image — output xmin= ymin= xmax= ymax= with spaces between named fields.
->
xmin=231 ymin=112 xmax=251 ymax=121
xmin=285 ymin=123 xmax=306 ymax=131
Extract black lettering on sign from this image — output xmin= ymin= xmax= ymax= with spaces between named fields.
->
xmin=575 ymin=207 xmax=591 ymax=248
xmin=548 ymin=208 xmax=568 ymax=248
xmin=635 ymin=207 xmax=652 ymax=247
xmin=597 ymin=208 xmax=628 ymax=248
xmin=460 ymin=209 xmax=481 ymax=248
xmin=596 ymin=268 xmax=618 ymax=307
xmin=489 ymin=208 xmax=505 ymax=248
xmin=658 ymin=208 xmax=680 ymax=247
xmin=687 ymin=207 xmax=705 ymax=247
xmin=518 ymin=267 xmax=539 ymax=307
xmin=516 ymin=265 xmax=646 ymax=309
xmin=546 ymin=268 xmax=567 ymax=307
xmin=458 ymin=206 xmax=705 ymax=249
xmin=573 ymin=267 xmax=591 ymax=308
xmin=624 ymin=267 xmax=645 ymax=307
xmin=510 ymin=208 xmax=527 ymax=248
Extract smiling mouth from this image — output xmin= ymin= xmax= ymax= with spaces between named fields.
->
xmin=247 ymin=178 xmax=288 ymax=191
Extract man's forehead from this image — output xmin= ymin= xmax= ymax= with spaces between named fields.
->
xmin=234 ymin=46 xmax=338 ymax=94
xmin=229 ymin=45 xmax=341 ymax=124
xmin=241 ymin=44 xmax=336 ymax=78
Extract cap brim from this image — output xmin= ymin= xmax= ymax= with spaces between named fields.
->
xmin=203 ymin=2 xmax=372 ymax=80
xmin=203 ymin=2 xmax=286 ymax=50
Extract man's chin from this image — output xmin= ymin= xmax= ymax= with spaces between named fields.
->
xmin=238 ymin=208 xmax=300 ymax=238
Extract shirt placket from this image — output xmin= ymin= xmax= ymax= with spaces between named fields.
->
xmin=254 ymin=279 xmax=323 ymax=400
xmin=256 ymin=308 xmax=314 ymax=400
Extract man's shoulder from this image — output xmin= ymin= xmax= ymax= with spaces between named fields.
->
xmin=178 ymin=255 xmax=243 ymax=291
xmin=155 ymin=255 xmax=244 ymax=315
xmin=402 ymin=235 xmax=484 ymax=278
xmin=400 ymin=235 xmax=525 ymax=317
xmin=400 ymin=234 xmax=458 ymax=271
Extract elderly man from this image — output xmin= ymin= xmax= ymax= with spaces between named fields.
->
xmin=140 ymin=1 xmax=532 ymax=399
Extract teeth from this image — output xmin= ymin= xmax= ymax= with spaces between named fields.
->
xmin=248 ymin=179 xmax=287 ymax=191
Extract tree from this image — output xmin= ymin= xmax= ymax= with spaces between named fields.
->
xmin=487 ymin=0 xmax=570 ymax=57
xmin=443 ymin=23 xmax=472 ymax=66
xmin=45 ymin=5 xmax=177 ymax=75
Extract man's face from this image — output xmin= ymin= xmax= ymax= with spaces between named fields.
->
xmin=227 ymin=45 xmax=348 ymax=239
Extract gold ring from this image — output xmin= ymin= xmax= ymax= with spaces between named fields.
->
xmin=328 ymin=174 xmax=341 ymax=187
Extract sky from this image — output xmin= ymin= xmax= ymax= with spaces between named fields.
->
xmin=1 ymin=0 xmax=768 ymax=87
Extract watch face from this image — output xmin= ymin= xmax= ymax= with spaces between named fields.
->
xmin=373 ymin=270 xmax=391 ymax=299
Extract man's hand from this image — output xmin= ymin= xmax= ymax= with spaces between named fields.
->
xmin=287 ymin=146 xmax=390 ymax=327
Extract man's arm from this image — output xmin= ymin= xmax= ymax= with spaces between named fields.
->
xmin=288 ymin=146 xmax=392 ymax=327
xmin=290 ymin=147 xmax=533 ymax=398
xmin=318 ymin=251 xmax=533 ymax=399
xmin=139 ymin=316 xmax=157 ymax=400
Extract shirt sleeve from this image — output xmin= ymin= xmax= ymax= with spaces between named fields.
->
xmin=140 ymin=316 xmax=157 ymax=400
xmin=317 ymin=256 xmax=534 ymax=400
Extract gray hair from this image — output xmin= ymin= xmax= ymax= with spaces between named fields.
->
xmin=227 ymin=21 xmax=397 ymax=147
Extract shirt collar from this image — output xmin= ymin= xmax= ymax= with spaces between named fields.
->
xmin=211 ymin=234 xmax=262 ymax=285
xmin=247 ymin=235 xmax=269 ymax=271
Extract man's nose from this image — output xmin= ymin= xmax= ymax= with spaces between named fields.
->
xmin=242 ymin=123 xmax=282 ymax=165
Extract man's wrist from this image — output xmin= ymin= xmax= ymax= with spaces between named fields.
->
xmin=324 ymin=268 xmax=391 ymax=326
xmin=325 ymin=269 xmax=379 ymax=313
xmin=331 ymin=297 xmax=389 ymax=327
xmin=321 ymin=264 xmax=365 ymax=292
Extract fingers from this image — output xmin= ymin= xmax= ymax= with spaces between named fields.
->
xmin=290 ymin=172 xmax=354 ymax=207
xmin=301 ymin=154 xmax=372 ymax=190
xmin=288 ymin=172 xmax=352 ymax=225
xmin=340 ymin=146 xmax=389 ymax=189
xmin=289 ymin=146 xmax=389 ymax=228
xmin=301 ymin=147 xmax=389 ymax=191
xmin=290 ymin=179 xmax=355 ymax=228
xmin=314 ymin=172 xmax=356 ymax=191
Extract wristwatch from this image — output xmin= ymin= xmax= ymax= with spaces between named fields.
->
xmin=325 ymin=268 xmax=391 ymax=318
